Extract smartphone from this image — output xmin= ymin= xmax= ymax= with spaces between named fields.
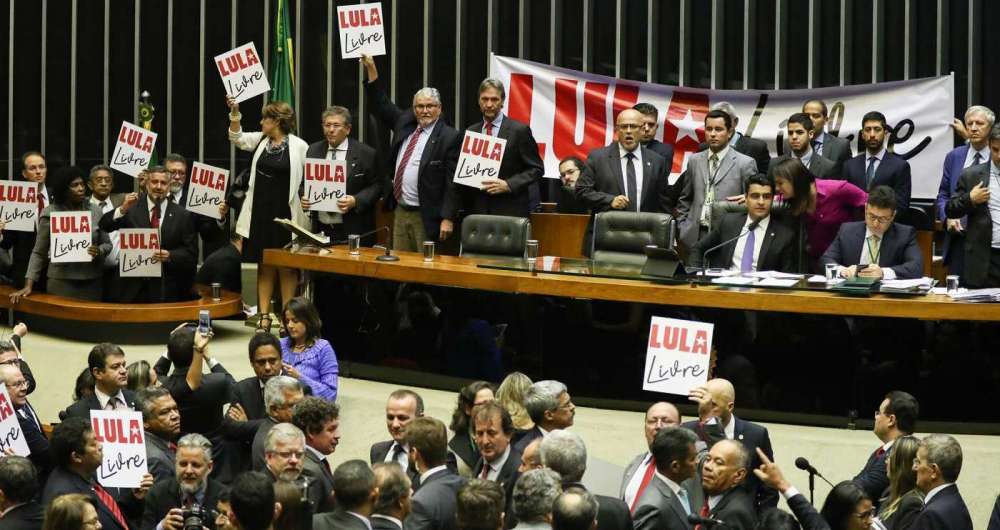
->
xmin=198 ymin=310 xmax=212 ymax=335
xmin=857 ymin=264 xmax=870 ymax=271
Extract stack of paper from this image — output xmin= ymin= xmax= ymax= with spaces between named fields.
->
xmin=747 ymin=270 xmax=805 ymax=280
xmin=947 ymin=288 xmax=1000 ymax=302
xmin=880 ymin=277 xmax=934 ymax=292
xmin=711 ymin=276 xmax=757 ymax=286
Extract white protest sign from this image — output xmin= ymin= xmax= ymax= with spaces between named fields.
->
xmin=453 ymin=131 xmax=507 ymax=189
xmin=642 ymin=317 xmax=713 ymax=396
xmin=303 ymin=158 xmax=347 ymax=213
xmin=50 ymin=211 xmax=93 ymax=263
xmin=111 ymin=121 xmax=157 ymax=178
xmin=0 ymin=383 xmax=30 ymax=457
xmin=90 ymin=410 xmax=148 ymax=488
xmin=119 ymin=228 xmax=162 ymax=278
xmin=215 ymin=42 xmax=270 ymax=104
xmin=337 ymin=2 xmax=386 ymax=58
xmin=186 ymin=162 xmax=229 ymax=220
xmin=0 ymin=181 xmax=40 ymax=232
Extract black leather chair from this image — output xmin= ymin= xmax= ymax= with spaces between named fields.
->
xmin=591 ymin=211 xmax=673 ymax=266
xmin=459 ymin=214 xmax=532 ymax=260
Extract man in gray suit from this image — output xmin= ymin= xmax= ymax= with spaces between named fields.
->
xmin=633 ymin=427 xmax=700 ymax=530
xmin=313 ymin=460 xmax=378 ymax=530
xmin=769 ymin=113 xmax=837 ymax=180
xmin=292 ymin=397 xmax=341 ymax=513
xmin=371 ymin=463 xmax=412 ymax=530
xmin=511 ymin=469 xmax=562 ymax=530
xmin=138 ymin=386 xmax=181 ymax=482
xmin=803 ymin=99 xmax=853 ymax=177
xmin=621 ymin=402 xmax=681 ymax=509
xmin=404 ymin=417 xmax=467 ymax=530
xmin=677 ymin=109 xmax=758 ymax=251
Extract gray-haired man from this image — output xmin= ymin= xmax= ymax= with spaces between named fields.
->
xmin=513 ymin=380 xmax=575 ymax=454
xmin=251 ymin=376 xmax=304 ymax=471
xmin=140 ymin=434 xmax=229 ymax=530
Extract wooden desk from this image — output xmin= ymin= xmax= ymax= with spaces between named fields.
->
xmin=265 ymin=247 xmax=1000 ymax=321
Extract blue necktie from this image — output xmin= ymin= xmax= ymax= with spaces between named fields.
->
xmin=865 ymin=156 xmax=877 ymax=189
xmin=740 ymin=229 xmax=756 ymax=272
xmin=677 ymin=488 xmax=692 ymax=516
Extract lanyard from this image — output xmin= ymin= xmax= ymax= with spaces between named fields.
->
xmin=866 ymin=236 xmax=880 ymax=264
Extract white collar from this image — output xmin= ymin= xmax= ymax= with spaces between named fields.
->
xmin=484 ymin=445 xmax=512 ymax=474
xmin=881 ymin=438 xmax=896 ymax=452
xmin=723 ymin=416 xmax=735 ymax=440
xmin=864 ymin=227 xmax=888 ymax=241
xmin=814 ymin=131 xmax=827 ymax=144
xmin=371 ymin=515 xmax=402 ymax=529
xmin=347 ymin=512 xmax=373 ymax=530
xmin=147 ymin=195 xmax=167 ymax=212
xmin=708 ymin=145 xmax=730 ymax=162
xmin=923 ymin=483 xmax=955 ymax=505
xmin=94 ymin=387 xmax=126 ymax=410
xmin=653 ymin=470 xmax=684 ymax=496
xmin=90 ymin=195 xmax=111 ymax=206
xmin=328 ymin=138 xmax=350 ymax=151
xmin=305 ymin=445 xmax=327 ymax=460
xmin=421 ymin=464 xmax=447 ymax=483
xmin=745 ymin=215 xmax=770 ymax=232
xmin=618 ymin=144 xmax=641 ymax=160
xmin=866 ymin=146 xmax=887 ymax=161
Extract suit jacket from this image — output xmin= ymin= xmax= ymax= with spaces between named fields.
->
xmin=511 ymin=426 xmax=543 ymax=454
xmin=814 ymin=132 xmax=852 ymax=179
xmin=681 ymin=417 xmax=778 ymax=512
xmin=562 ymin=483 xmax=631 ymax=530
xmin=305 ymin=138 xmax=381 ymax=243
xmin=98 ymin=194 xmax=198 ymax=302
xmin=0 ymin=502 xmax=44 ymax=530
xmin=403 ymin=468 xmax=466 ymax=530
xmin=688 ymin=213 xmax=796 ymax=272
xmin=195 ymin=242 xmax=242 ymax=293
xmin=372 ymin=515 xmax=404 ymax=530
xmin=768 ymin=152 xmax=837 ymax=180
xmin=26 ymin=203 xmax=111 ymax=283
xmin=221 ymin=376 xmax=268 ymax=442
xmin=0 ymin=186 xmax=51 ymax=289
xmin=843 ymin=151 xmax=912 ymax=215
xmin=472 ymin=448 xmax=522 ymax=517
xmin=140 ymin=477 xmax=228 ymax=530
xmin=314 ymin=510 xmax=369 ymax=530
xmin=370 ymin=440 xmax=422 ymax=488
xmin=987 ymin=493 xmax=1000 ymax=530
xmin=936 ymin=145 xmax=975 ymax=264
xmin=786 ymin=492 xmax=831 ymax=530
xmin=145 ymin=431 xmax=176 ymax=482
xmin=366 ymin=82 xmax=463 ymax=238
xmin=819 ymin=221 xmax=923 ymax=280
xmin=16 ymin=402 xmax=51 ymax=482
xmin=734 ymin=134 xmax=771 ymax=176
xmin=677 ymin=148 xmax=758 ymax=250
xmin=908 ymin=485 xmax=973 ymax=530
xmin=448 ymin=430 xmax=479 ymax=478
xmin=880 ymin=489 xmax=924 ymax=530
xmin=64 ymin=389 xmax=139 ymax=419
xmin=304 ymin=449 xmax=336 ymax=513
xmin=619 ymin=452 xmax=648 ymax=500
xmin=632 ymin=475 xmax=692 ymax=530
xmin=946 ymin=162 xmax=995 ymax=287
xmin=852 ymin=445 xmax=890 ymax=507
xmin=461 ymin=116 xmax=545 ymax=218
xmin=252 ymin=417 xmax=279 ymax=472
xmin=42 ymin=467 xmax=142 ymax=530
xmin=157 ymin=361 xmax=236 ymax=436
xmin=686 ymin=485 xmax=756 ymax=530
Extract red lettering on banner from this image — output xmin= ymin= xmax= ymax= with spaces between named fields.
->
xmin=551 ymin=79 xmax=609 ymax=161
xmin=648 ymin=324 xmax=709 ymax=355
xmin=92 ymin=418 xmax=143 ymax=444
xmin=192 ymin=167 xmax=226 ymax=191
xmin=121 ymin=233 xmax=160 ymax=250
xmin=462 ymin=136 xmax=503 ymax=161
xmin=0 ymin=394 xmax=11 ymax=421
xmin=339 ymin=7 xmax=381 ymax=28
xmin=0 ymin=184 xmax=37 ymax=203
xmin=118 ymin=127 xmax=154 ymax=154
xmin=507 ymin=74 xmax=541 ymax=157
xmin=334 ymin=165 xmax=345 ymax=183
xmin=660 ymin=92 xmax=710 ymax=173
xmin=216 ymin=48 xmax=261 ymax=77
xmin=52 ymin=215 xmax=90 ymax=234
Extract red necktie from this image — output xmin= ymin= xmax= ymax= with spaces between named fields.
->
xmin=37 ymin=192 xmax=45 ymax=218
xmin=875 ymin=446 xmax=886 ymax=458
xmin=168 ymin=442 xmax=178 ymax=453
xmin=94 ymin=483 xmax=130 ymax=530
xmin=150 ymin=203 xmax=161 ymax=229
xmin=393 ymin=128 xmax=423 ymax=202
xmin=695 ymin=500 xmax=710 ymax=530
xmin=485 ymin=121 xmax=493 ymax=136
xmin=629 ymin=460 xmax=657 ymax=513
xmin=480 ymin=462 xmax=491 ymax=479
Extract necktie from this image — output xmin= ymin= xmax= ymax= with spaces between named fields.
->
xmin=696 ymin=500 xmax=710 ymax=530
xmin=99 ymin=200 xmax=108 ymax=211
xmin=629 ymin=460 xmax=657 ymax=513
xmin=150 ymin=203 xmax=161 ymax=229
xmin=484 ymin=120 xmax=494 ymax=136
xmin=875 ymin=446 xmax=886 ymax=459
xmin=94 ymin=483 xmax=130 ymax=530
xmin=709 ymin=153 xmax=719 ymax=179
xmin=480 ymin=462 xmax=491 ymax=479
xmin=865 ymin=156 xmax=877 ymax=189
xmin=867 ymin=235 xmax=881 ymax=265
xmin=394 ymin=128 xmax=423 ymax=202
xmin=740 ymin=227 xmax=756 ymax=272
xmin=168 ymin=442 xmax=178 ymax=453
xmin=390 ymin=443 xmax=406 ymax=468
xmin=625 ymin=152 xmax=638 ymax=211
xmin=812 ymin=139 xmax=823 ymax=155
xmin=106 ymin=397 xmax=121 ymax=411
xmin=37 ymin=192 xmax=45 ymax=218
xmin=973 ymin=153 xmax=983 ymax=166
xmin=677 ymin=489 xmax=692 ymax=516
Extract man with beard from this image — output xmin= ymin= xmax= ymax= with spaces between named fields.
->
xmin=141 ymin=434 xmax=229 ymax=530
xmin=163 ymin=153 xmax=230 ymax=258
xmin=843 ymin=111 xmax=912 ymax=216
xmin=262 ymin=423 xmax=325 ymax=511
xmin=553 ymin=157 xmax=589 ymax=214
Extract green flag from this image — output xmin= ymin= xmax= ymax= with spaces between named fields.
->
xmin=270 ymin=0 xmax=295 ymax=106
xmin=138 ymin=91 xmax=159 ymax=167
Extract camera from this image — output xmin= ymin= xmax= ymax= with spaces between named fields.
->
xmin=182 ymin=504 xmax=207 ymax=530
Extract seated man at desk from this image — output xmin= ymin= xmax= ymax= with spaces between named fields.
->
xmin=820 ymin=185 xmax=923 ymax=280
xmin=688 ymin=174 xmax=797 ymax=273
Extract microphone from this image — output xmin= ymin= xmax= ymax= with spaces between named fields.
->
xmin=686 ymin=514 xmax=728 ymax=527
xmin=371 ymin=226 xmax=399 ymax=262
xmin=698 ymin=218 xmax=761 ymax=272
xmin=795 ymin=457 xmax=835 ymax=488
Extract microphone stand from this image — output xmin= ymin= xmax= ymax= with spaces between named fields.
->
xmin=695 ymin=219 xmax=761 ymax=276
xmin=808 ymin=469 xmax=815 ymax=505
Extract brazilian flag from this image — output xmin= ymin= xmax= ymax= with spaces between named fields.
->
xmin=270 ymin=0 xmax=295 ymax=106
xmin=138 ymin=94 xmax=159 ymax=167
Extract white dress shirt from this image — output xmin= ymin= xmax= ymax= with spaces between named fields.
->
xmin=619 ymin=144 xmax=643 ymax=211
xmin=963 ymin=144 xmax=990 ymax=168
xmin=91 ymin=195 xmax=121 ymax=267
xmin=384 ymin=442 xmax=411 ymax=471
xmin=922 ymin=483 xmax=955 ymax=505
xmin=481 ymin=113 xmax=504 ymax=136
xmin=622 ymin=452 xmax=654 ymax=508
xmin=94 ymin=388 xmax=128 ymax=410
xmin=797 ymin=147 xmax=815 ymax=169
xmin=730 ymin=215 xmax=770 ymax=272
xmin=420 ymin=464 xmax=448 ymax=484
xmin=480 ymin=445 xmax=511 ymax=481
xmin=864 ymin=146 xmax=888 ymax=176
xmin=813 ymin=132 xmax=828 ymax=156
xmin=395 ymin=120 xmax=438 ymax=208
xmin=858 ymin=227 xmax=897 ymax=280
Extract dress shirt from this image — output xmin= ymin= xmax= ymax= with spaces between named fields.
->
xmin=420 ymin=465 xmax=448 ymax=484
xmin=708 ymin=493 xmax=723 ymax=510
xmin=856 ymin=227 xmax=897 ymax=280
xmin=384 ymin=442 xmax=410 ymax=471
xmin=881 ymin=439 xmax=896 ymax=453
xmin=865 ymin=146 xmax=888 ymax=176
xmin=619 ymin=144 xmax=643 ymax=211
xmin=990 ymin=163 xmax=1000 ymax=248
xmin=321 ymin=139 xmax=350 ymax=225
xmin=91 ymin=195 xmax=121 ymax=267
xmin=306 ymin=445 xmax=328 ymax=463
xmin=113 ymin=196 xmax=168 ymax=230
xmin=17 ymin=404 xmax=42 ymax=432
xmin=922 ymin=483 xmax=956 ymax=505
xmin=170 ymin=188 xmax=183 ymax=205
xmin=728 ymin=132 xmax=742 ymax=147
xmin=395 ymin=120 xmax=438 ymax=208
xmin=481 ymin=445 xmax=511 ymax=481
xmin=701 ymin=146 xmax=731 ymax=227
xmin=94 ymin=388 xmax=128 ymax=411
xmin=482 ymin=113 xmax=505 ymax=136
xmin=622 ymin=452 xmax=653 ymax=507
xmin=723 ymin=416 xmax=735 ymax=440
xmin=348 ymin=512 xmax=373 ymax=530
xmin=813 ymin=132 xmax=827 ymax=156
xmin=796 ymin=147 xmax=815 ymax=169
xmin=0 ymin=502 xmax=28 ymax=518
xmin=963 ymin=144 xmax=990 ymax=168
xmin=654 ymin=470 xmax=685 ymax=498
xmin=730 ymin=215 xmax=770 ymax=272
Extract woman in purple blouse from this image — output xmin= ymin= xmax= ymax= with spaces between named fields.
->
xmin=280 ymin=296 xmax=339 ymax=401
xmin=772 ymin=158 xmax=867 ymax=269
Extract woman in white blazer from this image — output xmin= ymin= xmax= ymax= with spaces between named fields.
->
xmin=227 ymin=96 xmax=309 ymax=333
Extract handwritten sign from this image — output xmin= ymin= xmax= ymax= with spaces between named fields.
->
xmin=186 ymin=162 xmax=229 ymax=220
xmin=90 ymin=410 xmax=147 ymax=488
xmin=215 ymin=42 xmax=270 ymax=104
xmin=0 ymin=384 xmax=30 ymax=457
xmin=50 ymin=211 xmax=93 ymax=263
xmin=0 ymin=181 xmax=40 ymax=232
xmin=111 ymin=121 xmax=157 ymax=178
xmin=453 ymin=131 xmax=507 ymax=189
xmin=642 ymin=317 xmax=713 ymax=396
xmin=303 ymin=158 xmax=347 ymax=213
xmin=337 ymin=3 xmax=386 ymax=58
xmin=119 ymin=229 xmax=161 ymax=278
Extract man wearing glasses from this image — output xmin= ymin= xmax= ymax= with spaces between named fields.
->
xmin=163 ymin=153 xmax=230 ymax=258
xmin=0 ymin=363 xmax=50 ymax=482
xmin=261 ymin=423 xmax=325 ymax=511
xmin=852 ymin=391 xmax=919 ymax=507
xmin=820 ymin=185 xmax=923 ymax=279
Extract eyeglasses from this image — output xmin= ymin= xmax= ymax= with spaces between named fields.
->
xmin=9 ymin=380 xmax=28 ymax=389
xmin=866 ymin=212 xmax=893 ymax=225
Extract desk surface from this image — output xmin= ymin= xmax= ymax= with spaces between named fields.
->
xmin=265 ymin=247 xmax=1000 ymax=321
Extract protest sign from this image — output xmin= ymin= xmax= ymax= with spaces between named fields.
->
xmin=453 ymin=131 xmax=507 ymax=189
xmin=50 ymin=211 xmax=93 ymax=263
xmin=215 ymin=42 xmax=270 ymax=103
xmin=119 ymin=229 xmax=161 ymax=277
xmin=111 ymin=121 xmax=157 ymax=178
xmin=642 ymin=317 xmax=714 ymax=396
xmin=0 ymin=181 xmax=40 ymax=232
xmin=186 ymin=162 xmax=229 ymax=220
xmin=0 ymin=384 xmax=30 ymax=457
xmin=91 ymin=410 xmax=148 ymax=488
xmin=337 ymin=3 xmax=386 ymax=58
xmin=303 ymin=158 xmax=347 ymax=213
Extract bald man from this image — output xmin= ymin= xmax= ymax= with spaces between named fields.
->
xmin=686 ymin=439 xmax=757 ymax=529
xmin=518 ymin=438 xmax=542 ymax=474
xmin=620 ymin=402 xmax=680 ymax=509
xmin=683 ymin=378 xmax=777 ymax=512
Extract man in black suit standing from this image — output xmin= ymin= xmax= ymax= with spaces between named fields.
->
xmin=292 ymin=397 xmax=341 ymax=513
xmin=821 ymin=185 xmax=923 ymax=280
xmin=221 ymin=334 xmax=284 ymax=475
xmin=684 ymin=378 xmax=777 ymax=512
xmin=137 ymin=386 xmax=182 ymax=482
xmin=141 ymin=434 xmax=229 ymax=530
xmin=514 ymin=380 xmax=575 ymax=454
xmin=0 ymin=364 xmax=50 ymax=482
xmin=686 ymin=440 xmax=756 ymax=529
xmin=228 ymin=472 xmax=276 ymax=530
xmin=620 ymin=402 xmax=681 ymax=509
xmin=539 ymin=430 xmax=632 ymax=530
xmin=710 ymin=102 xmax=771 ymax=176
xmin=471 ymin=403 xmax=522 ymax=517
xmin=164 ymin=153 xmax=230 ymax=259
xmin=64 ymin=343 xmax=138 ymax=418
xmin=370 ymin=390 xmax=425 ymax=487
xmin=404 ymin=417 xmax=467 ymax=530
xmin=313 ymin=460 xmax=378 ymax=530
xmin=852 ymin=391 xmax=919 ymax=506
xmin=843 ymin=111 xmax=912 ymax=216
xmin=802 ymin=99 xmax=853 ymax=177
xmin=0 ymin=152 xmax=51 ymax=290
xmin=461 ymin=78 xmax=545 ymax=218
xmin=633 ymin=427 xmax=699 ymax=530
xmin=910 ymin=434 xmax=973 ymax=530
xmin=946 ymin=123 xmax=1000 ymax=287
xmin=362 ymin=55 xmax=462 ymax=252
xmin=633 ymin=103 xmax=677 ymax=211
xmin=769 ymin=113 xmax=837 ymax=179
xmin=0 ymin=456 xmax=43 ymax=530
xmin=99 ymin=166 xmax=198 ymax=302
xmin=252 ymin=376 xmax=305 ymax=472
xmin=689 ymin=174 xmax=796 ymax=272
xmin=510 ymin=468 xmax=561 ymax=530
xmin=371 ymin=463 xmax=413 ymax=530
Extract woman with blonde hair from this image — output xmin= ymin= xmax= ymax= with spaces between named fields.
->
xmin=43 ymin=494 xmax=100 ymax=530
xmin=877 ymin=435 xmax=924 ymax=530
xmin=496 ymin=372 xmax=534 ymax=431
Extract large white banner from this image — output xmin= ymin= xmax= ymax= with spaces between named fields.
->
xmin=490 ymin=55 xmax=954 ymax=199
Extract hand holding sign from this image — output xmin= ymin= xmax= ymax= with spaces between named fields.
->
xmin=120 ymin=229 xmax=162 ymax=278
xmin=0 ymin=383 xmax=30 ymax=457
xmin=50 ymin=212 xmax=93 ymax=263
xmin=454 ymin=131 xmax=507 ymax=189
xmin=337 ymin=3 xmax=386 ymax=58
xmin=111 ymin=122 xmax=157 ymax=178
xmin=215 ymin=42 xmax=270 ymax=104
xmin=91 ymin=410 xmax=148 ymax=488
xmin=642 ymin=317 xmax=713 ymax=396
xmin=0 ymin=181 xmax=41 ymax=232
xmin=186 ymin=162 xmax=229 ymax=220
xmin=303 ymin=159 xmax=348 ymax=213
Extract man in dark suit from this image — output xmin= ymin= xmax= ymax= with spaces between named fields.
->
xmin=371 ymin=463 xmax=413 ymax=530
xmin=539 ymin=430 xmax=632 ymax=530
xmin=220 ymin=334 xmax=284 ymax=475
xmin=0 ymin=151 xmax=50 ymax=290
xmin=195 ymin=232 xmax=243 ymax=294
xmin=362 ymin=55 xmax=462 ymax=252
xmin=769 ymin=113 xmax=838 ymax=179
xmin=710 ymin=102 xmax=771 ymax=176
xmin=64 ymin=343 xmax=138 ymax=419
xmin=261 ymin=423 xmax=326 ymax=511
xmin=141 ymin=434 xmax=228 ymax=530
xmin=633 ymin=427 xmax=699 ymax=530
xmin=0 ymin=456 xmax=43 ymax=530
xmin=752 ymin=448 xmax=831 ymax=530
xmin=228 ymin=471 xmax=276 ymax=530
xmin=155 ymin=326 xmax=235 ymax=438
xmin=821 ymin=185 xmax=923 ymax=280
xmin=460 ymin=78 xmax=545 ymax=218
xmin=470 ymin=403 xmax=522 ymax=518
xmin=292 ymin=397 xmax=341 ymax=513
xmin=137 ymin=386 xmax=182 ymax=482
xmin=946 ymin=123 xmax=1000 ymax=287
xmin=686 ymin=440 xmax=757 ymax=530
xmin=689 ymin=174 xmax=796 ymax=272
xmin=404 ymin=417 xmax=467 ymax=530
xmin=514 ymin=380 xmax=575 ymax=454
xmin=164 ymin=153 xmax=230 ymax=259
xmin=371 ymin=390 xmax=425 ymax=488
xmin=575 ymin=108 xmax=670 ymax=254
xmin=802 ymin=99 xmax=853 ymax=177
xmin=99 ymin=166 xmax=198 ymax=302
xmin=853 ymin=391 xmax=919 ymax=505
xmin=42 ymin=418 xmax=154 ymax=530
xmin=87 ymin=164 xmax=127 ymax=299
xmin=313 ymin=460 xmax=378 ymax=530
xmin=551 ymin=488 xmax=599 ymax=530
xmin=620 ymin=402 xmax=681 ymax=509
xmin=0 ymin=364 xmax=51 ymax=482
xmin=252 ymin=376 xmax=305 ymax=472
xmin=633 ymin=103 xmax=677 ymax=210
xmin=684 ymin=378 xmax=777 ymax=512
xmin=910 ymin=434 xmax=973 ymax=530
xmin=510 ymin=468 xmax=561 ymax=530
xmin=842 ymin=111 xmax=912 ymax=216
